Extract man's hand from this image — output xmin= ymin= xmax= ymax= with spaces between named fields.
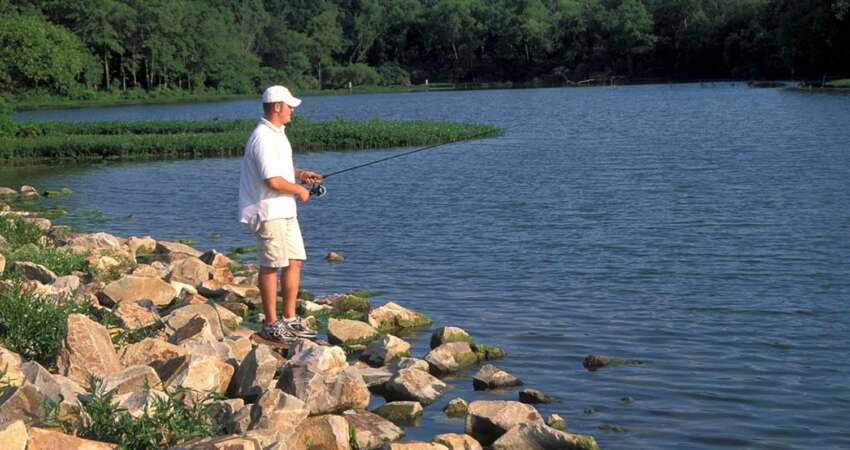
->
xmin=296 ymin=185 xmax=310 ymax=203
xmin=299 ymin=170 xmax=323 ymax=184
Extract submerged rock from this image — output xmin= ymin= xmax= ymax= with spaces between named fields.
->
xmin=472 ymin=365 xmax=522 ymax=390
xmin=430 ymin=326 xmax=471 ymax=349
xmin=443 ymin=398 xmax=468 ymax=418
xmin=546 ymin=414 xmax=567 ymax=431
xmin=373 ymin=401 xmax=423 ymax=426
xmin=519 ymin=388 xmax=555 ymax=404
xmin=582 ymin=354 xmax=645 ymax=371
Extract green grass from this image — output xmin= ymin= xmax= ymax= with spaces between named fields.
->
xmin=1 ymin=117 xmax=503 ymax=162
xmin=6 ymin=244 xmax=88 ymax=277
xmin=826 ymin=79 xmax=850 ymax=88
xmin=0 ymin=214 xmax=44 ymax=250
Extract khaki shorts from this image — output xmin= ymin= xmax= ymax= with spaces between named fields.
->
xmin=254 ymin=218 xmax=306 ymax=268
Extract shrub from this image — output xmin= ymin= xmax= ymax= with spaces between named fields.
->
xmin=0 ymin=214 xmax=45 ymax=252
xmin=326 ymin=64 xmax=382 ymax=88
xmin=0 ymin=279 xmax=91 ymax=367
xmin=52 ymin=377 xmax=223 ymax=450
xmin=0 ymin=97 xmax=16 ymax=138
xmin=377 ymin=63 xmax=411 ymax=86
xmin=8 ymin=244 xmax=88 ymax=276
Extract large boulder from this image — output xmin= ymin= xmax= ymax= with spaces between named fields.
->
xmin=384 ymin=368 xmax=447 ymax=405
xmin=490 ymin=423 xmax=599 ymax=450
xmin=433 ymin=434 xmax=483 ymax=450
xmin=367 ymin=302 xmax=431 ymax=331
xmin=102 ymin=365 xmax=161 ymax=396
xmin=464 ymin=400 xmax=544 ymax=445
xmin=126 ymin=236 xmax=156 ymax=255
xmin=168 ymin=257 xmax=214 ymax=287
xmin=360 ymin=335 xmax=411 ymax=367
xmin=99 ymin=275 xmax=177 ymax=307
xmin=11 ymin=261 xmax=56 ymax=285
xmin=0 ymin=383 xmax=47 ymax=424
xmin=154 ymin=240 xmax=203 ymax=263
xmin=0 ymin=347 xmax=24 ymax=387
xmin=119 ymin=338 xmax=187 ymax=374
xmin=277 ymin=363 xmax=370 ymax=415
xmin=0 ymin=420 xmax=27 ymax=450
xmin=19 ymin=362 xmax=84 ymax=420
xmin=228 ymin=344 xmax=279 ymax=402
xmin=169 ymin=315 xmax=218 ymax=345
xmin=379 ymin=443 xmax=448 ymax=450
xmin=115 ymin=389 xmax=168 ymax=418
xmin=56 ymin=314 xmax=123 ymax=385
xmin=27 ymin=427 xmax=117 ymax=449
xmin=292 ymin=415 xmax=351 ymax=450
xmin=430 ymin=327 xmax=471 ymax=349
xmin=160 ymin=355 xmax=234 ymax=394
xmin=250 ymin=389 xmax=309 ymax=433
xmin=343 ymin=409 xmax=404 ymax=449
xmin=327 ymin=318 xmax=380 ymax=347
xmin=372 ymin=401 xmax=423 ymax=426
xmin=472 ymin=365 xmax=522 ymax=390
xmin=115 ymin=300 xmax=160 ymax=330
xmin=424 ymin=342 xmax=478 ymax=377
xmin=66 ymin=232 xmax=123 ymax=253
xmin=163 ymin=303 xmax=240 ymax=339
xmin=0 ymin=253 xmax=5 ymax=274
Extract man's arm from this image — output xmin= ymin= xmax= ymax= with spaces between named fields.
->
xmin=265 ymin=177 xmax=310 ymax=203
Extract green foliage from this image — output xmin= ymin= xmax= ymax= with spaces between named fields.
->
xmin=377 ymin=63 xmax=412 ymax=86
xmin=1 ymin=118 xmax=501 ymax=162
xmin=0 ymin=214 xmax=44 ymax=251
xmin=0 ymin=280 xmax=91 ymax=367
xmin=59 ymin=377 xmax=223 ymax=450
xmin=7 ymin=244 xmax=88 ymax=277
xmin=0 ymin=97 xmax=16 ymax=138
xmin=826 ymin=78 xmax=850 ymax=87
xmin=326 ymin=64 xmax=382 ymax=87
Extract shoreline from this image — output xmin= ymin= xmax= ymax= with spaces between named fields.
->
xmin=0 ymin=187 xmax=601 ymax=449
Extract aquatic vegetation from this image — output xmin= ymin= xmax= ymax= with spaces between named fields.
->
xmin=1 ymin=118 xmax=502 ymax=162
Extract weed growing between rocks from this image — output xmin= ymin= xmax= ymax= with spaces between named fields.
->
xmin=0 ymin=214 xmax=43 ymax=250
xmin=45 ymin=377 xmax=223 ymax=450
xmin=7 ymin=244 xmax=88 ymax=277
xmin=0 ymin=279 xmax=91 ymax=367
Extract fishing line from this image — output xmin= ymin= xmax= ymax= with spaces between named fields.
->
xmin=306 ymin=125 xmax=515 ymax=197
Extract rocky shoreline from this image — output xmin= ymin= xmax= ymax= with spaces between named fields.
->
xmin=0 ymin=185 xmax=600 ymax=450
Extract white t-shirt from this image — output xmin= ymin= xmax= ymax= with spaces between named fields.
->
xmin=239 ymin=119 xmax=297 ymax=231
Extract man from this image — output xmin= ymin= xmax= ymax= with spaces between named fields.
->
xmin=239 ymin=85 xmax=323 ymax=343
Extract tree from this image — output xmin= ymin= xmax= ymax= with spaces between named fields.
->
xmin=611 ymin=0 xmax=656 ymax=76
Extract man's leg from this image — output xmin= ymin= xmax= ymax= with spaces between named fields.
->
xmin=280 ymin=259 xmax=301 ymax=319
xmin=259 ymin=266 xmax=279 ymax=326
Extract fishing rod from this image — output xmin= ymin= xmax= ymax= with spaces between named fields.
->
xmin=307 ymin=125 xmax=512 ymax=197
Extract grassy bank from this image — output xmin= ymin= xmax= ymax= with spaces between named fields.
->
xmin=1 ymin=118 xmax=502 ymax=162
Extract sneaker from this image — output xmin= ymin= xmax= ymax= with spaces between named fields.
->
xmin=259 ymin=320 xmax=296 ymax=344
xmin=281 ymin=316 xmax=318 ymax=339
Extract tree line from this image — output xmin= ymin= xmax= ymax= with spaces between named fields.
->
xmin=1 ymin=0 xmax=848 ymax=98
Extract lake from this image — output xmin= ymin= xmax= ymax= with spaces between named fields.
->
xmin=7 ymin=84 xmax=850 ymax=449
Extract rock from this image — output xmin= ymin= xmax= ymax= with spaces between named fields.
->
xmin=86 ymin=255 xmax=122 ymax=275
xmin=325 ymin=251 xmax=344 ymax=262
xmin=99 ymin=275 xmax=177 ymax=307
xmin=222 ymin=336 xmax=253 ymax=363
xmin=127 ymin=236 xmax=156 ymax=255
xmin=168 ymin=257 xmax=214 ymax=287
xmin=546 ymin=414 xmax=566 ymax=431
xmin=19 ymin=362 xmax=84 ymax=420
xmin=102 ymin=365 xmax=161 ymax=396
xmin=300 ymin=300 xmax=332 ymax=314
xmin=360 ymin=335 xmax=411 ymax=367
xmin=228 ymin=344 xmax=279 ymax=402
xmin=0 ymin=253 xmax=5 ymax=274
xmin=464 ymin=400 xmax=544 ymax=445
xmin=0 ymin=346 xmax=24 ymax=387
xmin=24 ymin=218 xmax=51 ymax=231
xmin=164 ymin=303 xmax=240 ymax=339
xmin=0 ymin=187 xmax=16 ymax=196
xmin=225 ymin=404 xmax=255 ymax=434
xmin=250 ymin=388 xmax=309 ymax=432
xmin=67 ymin=232 xmax=123 ymax=252
xmin=277 ymin=351 xmax=370 ymax=415
xmin=471 ymin=344 xmax=506 ymax=361
xmin=582 ymin=354 xmax=645 ymax=371
xmin=292 ymin=414 xmax=351 ymax=450
xmin=384 ymin=368 xmax=447 ymax=405
xmin=176 ymin=435 xmax=262 ymax=450
xmin=327 ymin=318 xmax=380 ymax=347
xmin=372 ymin=401 xmax=423 ymax=426
xmin=425 ymin=342 xmax=478 ymax=377
xmin=396 ymin=358 xmax=429 ymax=372
xmin=115 ymin=389 xmax=168 ymax=418
xmin=472 ymin=365 xmax=522 ymax=390
xmin=286 ymin=338 xmax=324 ymax=358
xmin=161 ymin=355 xmax=235 ymax=394
xmin=200 ymin=249 xmax=235 ymax=268
xmin=155 ymin=240 xmax=203 ymax=262
xmin=433 ymin=434 xmax=483 ymax=450
xmin=0 ymin=420 xmax=27 ymax=450
xmin=51 ymin=275 xmax=81 ymax=295
xmin=27 ymin=427 xmax=117 ymax=449
xmin=0 ymin=383 xmax=47 ymax=423
xmin=430 ymin=327 xmax=471 ymax=349
xmin=443 ymin=398 xmax=468 ymax=418
xmin=11 ymin=261 xmax=57 ymax=284
xmin=519 ymin=389 xmax=555 ymax=404
xmin=171 ymin=280 xmax=198 ymax=296
xmin=343 ymin=409 xmax=404 ymax=450
xmin=352 ymin=365 xmax=393 ymax=391
xmin=380 ymin=442 xmax=448 ymax=450
xmin=169 ymin=315 xmax=218 ymax=345
xmin=119 ymin=338 xmax=187 ymax=374
xmin=198 ymin=280 xmax=259 ymax=299
xmin=19 ymin=185 xmax=38 ymax=195
xmin=367 ymin=302 xmax=431 ymax=332
xmin=56 ymin=313 xmax=123 ymax=385
xmin=115 ymin=300 xmax=160 ymax=330
xmin=491 ymin=423 xmax=599 ymax=450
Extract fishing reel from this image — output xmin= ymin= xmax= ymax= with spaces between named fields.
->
xmin=309 ymin=183 xmax=327 ymax=198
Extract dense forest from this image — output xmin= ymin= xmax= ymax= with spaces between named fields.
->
xmin=1 ymin=0 xmax=848 ymax=98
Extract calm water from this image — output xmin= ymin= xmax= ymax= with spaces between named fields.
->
xmin=8 ymin=85 xmax=850 ymax=449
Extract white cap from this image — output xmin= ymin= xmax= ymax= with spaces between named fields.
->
xmin=262 ymin=85 xmax=301 ymax=107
